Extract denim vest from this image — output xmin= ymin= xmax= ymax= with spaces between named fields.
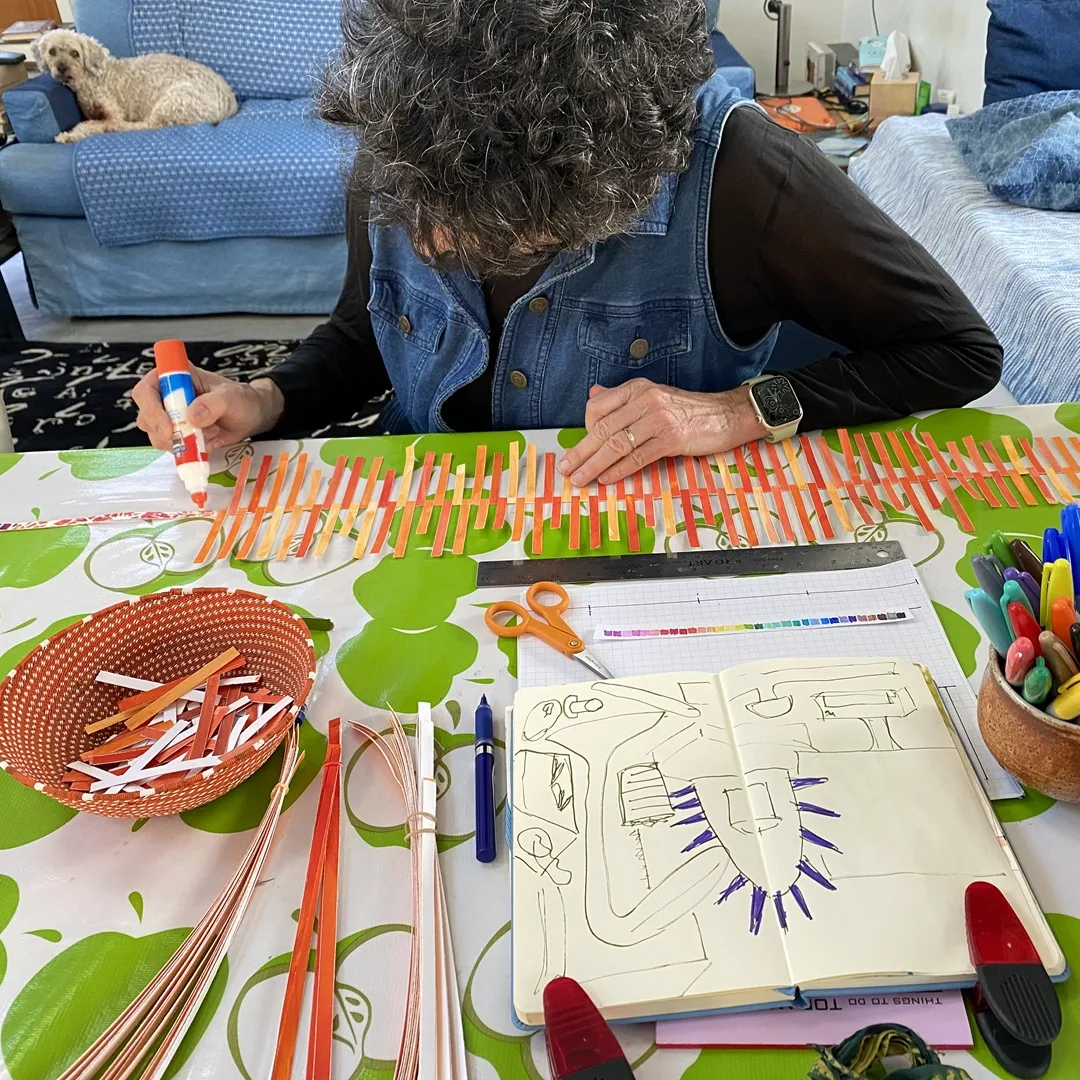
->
xmin=370 ymin=74 xmax=779 ymax=434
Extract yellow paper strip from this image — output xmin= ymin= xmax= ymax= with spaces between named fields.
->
xmin=471 ymin=446 xmax=487 ymax=506
xmin=352 ymin=508 xmax=377 ymax=559
xmin=606 ymin=485 xmax=619 ymax=541
xmin=395 ymin=444 xmax=416 ymax=510
xmin=275 ymin=468 xmax=322 ymax=560
xmin=751 ymin=481 xmax=780 ymax=544
xmin=660 ymin=477 xmax=676 ymax=538
xmin=252 ymin=452 xmax=294 ymax=561
xmin=715 ymin=451 xmax=736 ymax=495
xmin=782 ymin=438 xmax=808 ymax=489
xmin=341 ymin=456 xmax=383 ymax=537
xmin=508 ymin=441 xmax=523 ymax=541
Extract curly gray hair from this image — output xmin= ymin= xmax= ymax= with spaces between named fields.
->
xmin=319 ymin=0 xmax=714 ymax=277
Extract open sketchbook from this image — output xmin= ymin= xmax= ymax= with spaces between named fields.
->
xmin=510 ymin=659 xmax=1064 ymax=1026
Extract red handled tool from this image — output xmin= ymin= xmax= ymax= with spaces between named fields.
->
xmin=544 ymin=977 xmax=634 ymax=1080
xmin=966 ymin=881 xmax=1061 ymax=1079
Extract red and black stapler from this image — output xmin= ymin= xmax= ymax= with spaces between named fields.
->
xmin=966 ymin=881 xmax=1062 ymax=1079
xmin=544 ymin=977 xmax=635 ymax=1080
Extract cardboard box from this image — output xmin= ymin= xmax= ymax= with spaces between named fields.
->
xmin=869 ymin=70 xmax=921 ymax=120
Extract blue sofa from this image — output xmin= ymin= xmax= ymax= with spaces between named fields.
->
xmin=0 ymin=0 xmax=349 ymax=318
xmin=0 ymin=0 xmax=754 ymax=320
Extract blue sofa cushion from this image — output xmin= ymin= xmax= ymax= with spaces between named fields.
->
xmin=3 ymin=74 xmax=81 ymax=144
xmin=985 ymin=0 xmax=1080 ymax=105
xmin=71 ymin=0 xmax=135 ymax=55
xmin=74 ymin=98 xmax=349 ymax=247
xmin=0 ymin=142 xmax=82 ymax=216
xmin=709 ymin=32 xmax=755 ymax=101
xmin=127 ymin=0 xmax=341 ymax=101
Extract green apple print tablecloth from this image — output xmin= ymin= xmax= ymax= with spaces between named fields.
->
xmin=1 ymin=406 xmax=1080 ymax=1080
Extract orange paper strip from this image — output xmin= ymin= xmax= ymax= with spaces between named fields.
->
xmin=124 ymin=649 xmax=240 ymax=731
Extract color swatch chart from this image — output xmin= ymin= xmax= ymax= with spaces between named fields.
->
xmin=594 ymin=609 xmax=913 ymax=640
xmin=6 ymin=429 xmax=1080 ymax=560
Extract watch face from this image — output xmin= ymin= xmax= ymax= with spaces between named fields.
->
xmin=751 ymin=377 xmax=802 ymax=429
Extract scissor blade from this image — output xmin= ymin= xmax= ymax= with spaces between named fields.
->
xmin=575 ymin=649 xmax=614 ymax=681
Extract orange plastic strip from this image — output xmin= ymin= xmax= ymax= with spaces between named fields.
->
xmin=711 ymin=453 xmax=739 ymax=545
xmin=891 ymin=431 xmax=940 ymax=511
xmin=490 ymin=453 xmax=506 ymax=530
xmin=551 ymin=459 xmax=563 ymax=529
xmin=867 ymin=432 xmax=906 ymax=514
xmin=569 ymin=487 xmax=581 ymax=550
xmin=644 ymin=462 xmax=660 ymax=529
xmin=1020 ymin=439 xmax=1062 ymax=503
xmin=195 ymin=454 xmax=251 ymax=564
xmin=606 ymin=481 xmax=619 ymax=542
xmin=659 ymin=464 xmax=677 ymax=540
xmin=244 ymin=451 xmax=290 ymax=561
xmin=849 ymin=433 xmax=886 ymax=512
xmin=274 ymin=460 xmax=317 ymax=560
xmin=190 ymin=672 xmax=221 ymax=762
xmin=948 ymin=440 xmax=998 ymax=507
xmin=260 ymin=453 xmax=308 ymax=561
xmin=622 ymin=477 xmax=641 ymax=551
xmin=394 ymin=452 xmax=434 ymax=559
xmin=217 ymin=454 xmax=270 ymax=561
xmin=963 ymin=436 xmax=1011 ymax=507
xmin=369 ymin=469 xmax=398 ymax=556
xmin=313 ymin=455 xmax=363 ymax=557
xmin=669 ymin=460 xmax=698 ymax=547
xmin=767 ymin=440 xmax=813 ymax=542
xmin=418 ymin=454 xmax=449 ymax=534
xmin=431 ymin=467 xmax=457 ymax=558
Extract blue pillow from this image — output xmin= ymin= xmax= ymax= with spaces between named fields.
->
xmin=985 ymin=0 xmax=1080 ymax=105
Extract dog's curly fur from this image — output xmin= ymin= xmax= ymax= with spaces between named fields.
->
xmin=34 ymin=29 xmax=237 ymax=143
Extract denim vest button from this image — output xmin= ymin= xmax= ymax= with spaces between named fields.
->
xmin=528 ymin=296 xmax=549 ymax=314
xmin=510 ymin=370 xmax=529 ymax=389
xmin=398 ymin=314 xmax=412 ymax=334
xmin=630 ymin=337 xmax=650 ymax=360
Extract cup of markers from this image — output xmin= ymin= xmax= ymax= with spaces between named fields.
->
xmin=970 ymin=506 xmax=1080 ymax=801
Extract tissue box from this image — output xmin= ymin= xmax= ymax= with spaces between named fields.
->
xmin=869 ymin=70 xmax=921 ymax=120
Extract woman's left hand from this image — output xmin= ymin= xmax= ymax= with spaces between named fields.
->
xmin=557 ymin=379 xmax=768 ymax=487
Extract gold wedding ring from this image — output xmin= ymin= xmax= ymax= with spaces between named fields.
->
xmin=624 ymin=427 xmax=637 ymax=448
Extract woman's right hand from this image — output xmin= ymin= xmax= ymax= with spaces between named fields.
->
xmin=131 ymin=369 xmax=285 ymax=453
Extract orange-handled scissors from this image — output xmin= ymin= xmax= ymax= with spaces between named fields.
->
xmin=485 ymin=581 xmax=613 ymax=680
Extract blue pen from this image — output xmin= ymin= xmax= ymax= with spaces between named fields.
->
xmin=475 ymin=695 xmax=496 ymax=863
xmin=1004 ymin=567 xmax=1042 ymax=614
xmin=971 ymin=554 xmax=1005 ymax=603
xmin=966 ymin=588 xmax=1014 ymax=657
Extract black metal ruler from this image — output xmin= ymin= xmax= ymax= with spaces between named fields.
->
xmin=475 ymin=541 xmax=907 ymax=587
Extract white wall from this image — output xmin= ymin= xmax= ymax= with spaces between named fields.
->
xmin=719 ymin=0 xmax=845 ymax=92
xmin=839 ymin=0 xmax=989 ymax=114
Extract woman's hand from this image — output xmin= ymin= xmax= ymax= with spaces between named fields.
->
xmin=557 ymin=379 xmax=769 ymax=487
xmin=131 ymin=370 xmax=285 ymax=454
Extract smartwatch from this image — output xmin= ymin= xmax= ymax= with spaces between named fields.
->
xmin=743 ymin=375 xmax=803 ymax=443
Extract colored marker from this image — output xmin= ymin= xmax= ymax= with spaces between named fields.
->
xmin=1000 ymin=579 xmax=1035 ymax=625
xmin=985 ymin=531 xmax=1015 ymax=570
xmin=1023 ymin=657 xmax=1052 ymax=706
xmin=965 ymin=588 xmax=1014 ymax=657
xmin=1040 ymin=632 xmax=1078 ymax=688
xmin=1003 ymin=567 xmax=1041 ymax=614
xmin=1043 ymin=527 xmax=1063 ymax=565
xmin=1008 ymin=602 xmax=1043 ymax=655
xmin=1063 ymin=504 xmax=1080 ymax=592
xmin=1071 ymin=622 xmax=1080 ymax=662
xmin=474 ymin=695 xmax=496 ymax=863
xmin=1009 ymin=538 xmax=1043 ymax=581
xmin=1005 ymin=638 xmax=1035 ymax=688
xmin=971 ymin=554 xmax=1005 ymax=603
xmin=1041 ymin=562 xmax=1053 ymax=629
xmin=1051 ymin=596 xmax=1077 ymax=652
xmin=1046 ymin=559 xmax=1074 ymax=621
xmin=154 ymin=340 xmax=209 ymax=509
xmin=544 ymin=977 xmax=635 ymax=1080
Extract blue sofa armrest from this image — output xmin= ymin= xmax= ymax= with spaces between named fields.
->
xmin=4 ymin=74 xmax=83 ymax=144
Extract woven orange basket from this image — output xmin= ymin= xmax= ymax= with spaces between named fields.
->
xmin=0 ymin=587 xmax=317 ymax=818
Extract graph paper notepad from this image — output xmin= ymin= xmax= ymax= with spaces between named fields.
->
xmin=517 ymin=559 xmax=1021 ymax=800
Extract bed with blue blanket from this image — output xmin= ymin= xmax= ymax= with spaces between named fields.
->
xmin=849 ymin=0 xmax=1080 ymax=405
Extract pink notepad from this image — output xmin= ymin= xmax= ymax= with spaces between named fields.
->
xmin=655 ymin=991 xmax=973 ymax=1050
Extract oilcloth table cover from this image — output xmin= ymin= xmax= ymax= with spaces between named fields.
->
xmin=0 ymin=404 xmax=1078 ymax=1080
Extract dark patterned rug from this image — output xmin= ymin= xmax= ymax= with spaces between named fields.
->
xmin=0 ymin=340 xmax=387 ymax=452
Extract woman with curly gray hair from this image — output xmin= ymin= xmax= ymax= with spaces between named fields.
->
xmin=134 ymin=0 xmax=1001 ymax=487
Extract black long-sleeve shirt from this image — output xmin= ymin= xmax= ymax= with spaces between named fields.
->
xmin=268 ymin=106 xmax=1002 ymax=433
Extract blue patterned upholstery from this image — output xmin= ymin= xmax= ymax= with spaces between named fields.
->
xmin=129 ymin=0 xmax=341 ymax=101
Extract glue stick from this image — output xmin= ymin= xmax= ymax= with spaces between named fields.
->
xmin=153 ymin=339 xmax=209 ymax=509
